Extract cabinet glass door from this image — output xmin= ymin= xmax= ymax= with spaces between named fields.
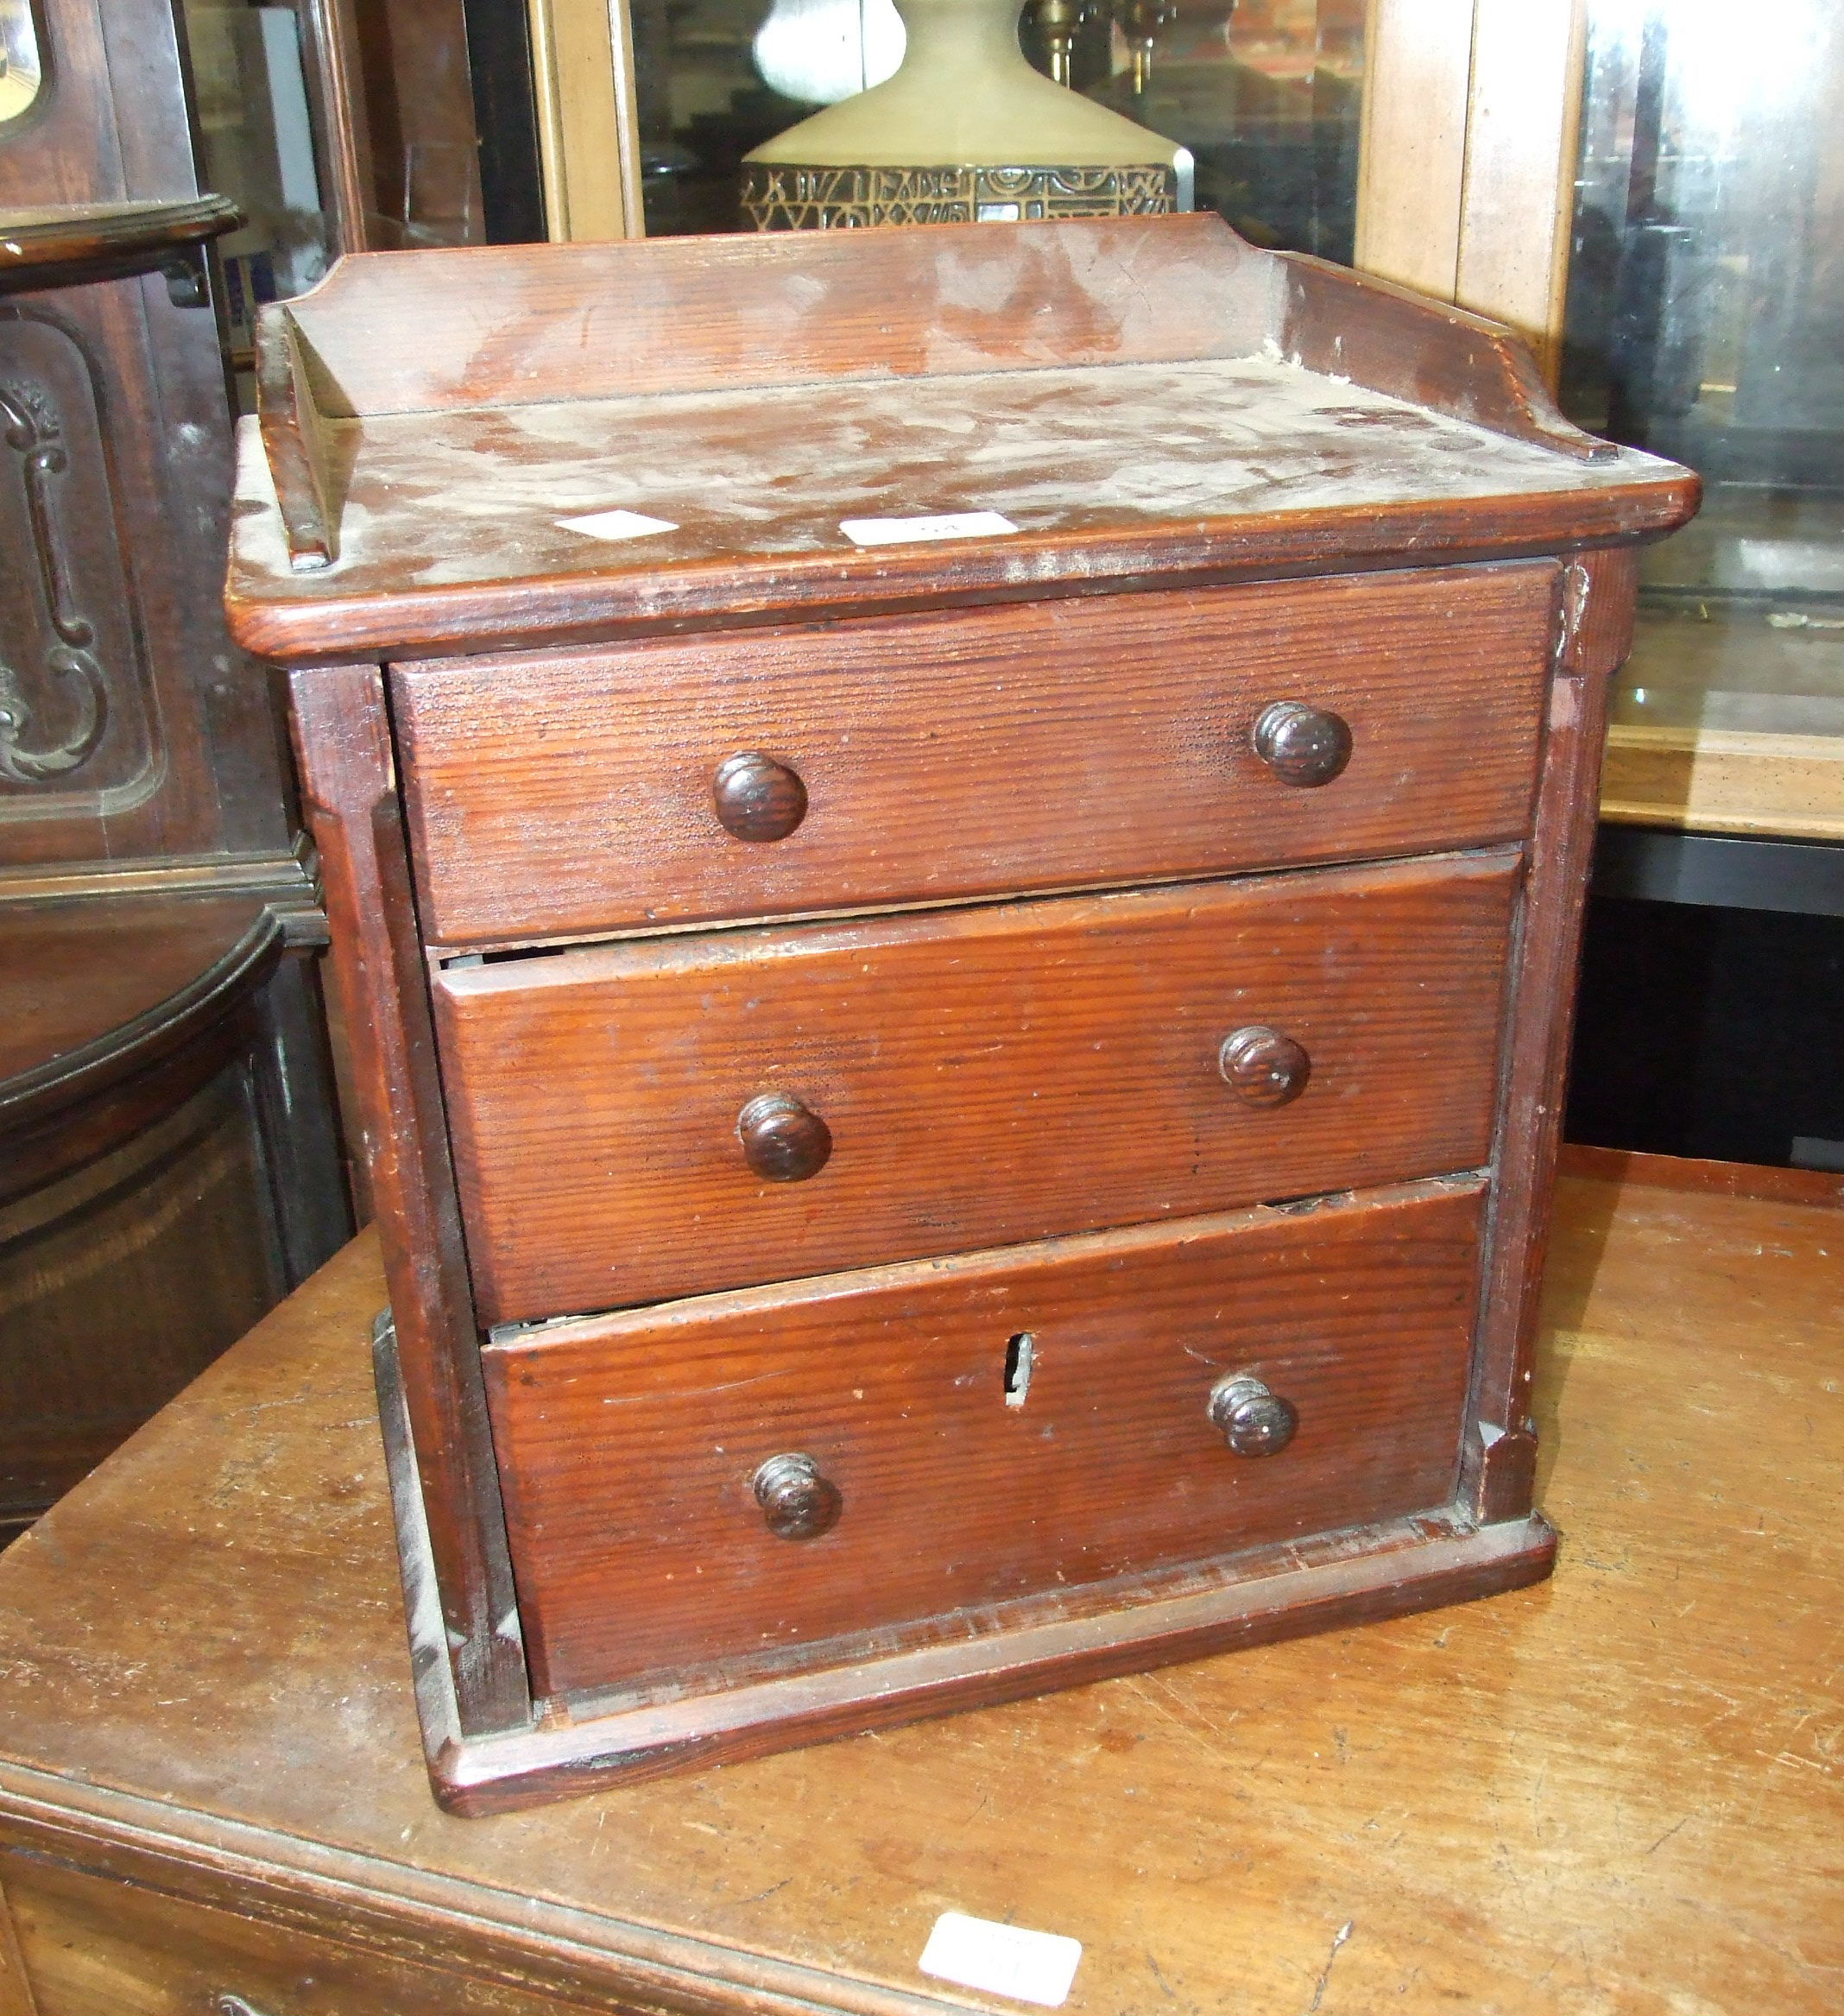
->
xmin=1562 ymin=0 xmax=1844 ymax=839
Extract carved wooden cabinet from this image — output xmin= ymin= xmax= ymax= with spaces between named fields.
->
xmin=0 ymin=0 xmax=350 ymax=1540
xmin=229 ymin=215 xmax=1697 ymax=1813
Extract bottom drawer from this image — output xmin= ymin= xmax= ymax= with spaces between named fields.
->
xmin=484 ymin=1178 xmax=1487 ymax=1703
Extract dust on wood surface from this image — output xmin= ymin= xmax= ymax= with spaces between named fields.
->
xmin=228 ymin=351 xmax=1675 ymax=604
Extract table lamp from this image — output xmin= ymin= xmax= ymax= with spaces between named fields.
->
xmin=741 ymin=0 xmax=1190 ymax=226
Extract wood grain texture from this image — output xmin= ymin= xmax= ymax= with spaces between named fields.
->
xmin=484 ymin=1180 xmax=1486 ymax=1703
xmin=0 ymin=1167 xmax=1833 ymax=2005
xmin=435 ymin=851 xmax=1519 ymax=1324
xmin=262 ymin=212 xmax=1599 ymax=445
xmin=1355 ymin=0 xmax=1585 ymax=388
xmin=1352 ymin=0 xmax=1474 ymax=302
xmin=284 ymin=664 xmax=529 ymax=1736
xmin=229 ymin=389 xmax=1694 ymax=675
xmin=396 ymin=565 xmax=1554 ymax=949
xmin=1452 ymin=0 xmax=1587 ymax=384
xmin=1600 ymin=723 xmax=1844 ymax=841
xmin=527 ymin=0 xmax=644 ymax=242
xmin=269 ymin=215 xmax=1278 ymax=417
xmin=1557 ymin=1141 xmax=1844 ymax=1210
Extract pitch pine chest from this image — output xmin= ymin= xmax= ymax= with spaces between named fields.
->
xmin=227 ymin=214 xmax=1697 ymax=1813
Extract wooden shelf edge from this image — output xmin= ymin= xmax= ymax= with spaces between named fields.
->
xmin=1558 ymin=1143 xmax=1844 ymax=1210
xmin=1601 ymin=724 xmax=1844 ymax=841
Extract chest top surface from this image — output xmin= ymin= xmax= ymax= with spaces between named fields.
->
xmin=225 ymin=214 xmax=1696 ymax=666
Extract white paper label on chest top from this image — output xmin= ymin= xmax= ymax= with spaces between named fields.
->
xmin=839 ymin=511 xmax=1020 ymax=546
xmin=556 ymin=509 xmax=679 ymax=541
xmin=919 ymin=1912 xmax=1083 ymax=2007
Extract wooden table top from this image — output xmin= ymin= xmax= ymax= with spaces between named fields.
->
xmin=0 ymin=1163 xmax=1837 ymax=2013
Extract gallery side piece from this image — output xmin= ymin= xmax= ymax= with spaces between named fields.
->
xmin=227 ymin=212 xmax=1698 ymax=1813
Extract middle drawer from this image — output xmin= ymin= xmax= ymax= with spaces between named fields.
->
xmin=436 ymin=850 xmax=1518 ymax=1324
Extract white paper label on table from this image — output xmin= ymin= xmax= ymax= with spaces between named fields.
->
xmin=918 ymin=1912 xmax=1083 ymax=2007
xmin=556 ymin=509 xmax=679 ymax=541
xmin=839 ymin=511 xmax=1020 ymax=547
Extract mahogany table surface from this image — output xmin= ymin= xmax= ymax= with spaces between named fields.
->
xmin=0 ymin=1163 xmax=1837 ymax=2014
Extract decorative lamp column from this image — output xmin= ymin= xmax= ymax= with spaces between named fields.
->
xmin=741 ymin=0 xmax=1187 ymax=228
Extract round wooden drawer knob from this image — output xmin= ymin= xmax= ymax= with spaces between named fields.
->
xmin=1207 ymin=1374 xmax=1298 ymax=1457
xmin=754 ymin=1453 xmax=843 ymax=1539
xmin=737 ymin=1091 xmax=832 ymax=1181
xmin=1252 ymin=701 xmax=1353 ymax=787
xmin=1218 ymin=1025 xmax=1310 ymax=1108
xmin=712 ymin=750 xmax=807 ymax=841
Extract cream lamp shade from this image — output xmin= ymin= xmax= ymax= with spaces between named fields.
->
xmin=742 ymin=0 xmax=1189 ymax=227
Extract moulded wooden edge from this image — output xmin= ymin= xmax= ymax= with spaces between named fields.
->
xmin=375 ymin=1318 xmax=1555 ymax=1817
xmin=229 ymin=501 xmax=1699 ymax=669
xmin=0 ymin=1768 xmax=1072 ymax=2016
xmin=0 ymin=905 xmax=285 ymax=1132
xmin=0 ymin=837 xmax=323 ymax=918
xmin=0 ymin=196 xmax=242 ymax=294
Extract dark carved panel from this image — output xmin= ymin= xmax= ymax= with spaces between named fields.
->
xmin=0 ymin=307 xmax=160 ymax=823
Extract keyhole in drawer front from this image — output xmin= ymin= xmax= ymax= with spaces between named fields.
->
xmin=1003 ymin=1333 xmax=1035 ymax=1407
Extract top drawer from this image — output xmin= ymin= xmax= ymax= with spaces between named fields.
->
xmin=394 ymin=563 xmax=1557 ymax=949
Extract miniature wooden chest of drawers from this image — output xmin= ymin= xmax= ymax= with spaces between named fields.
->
xmin=227 ymin=214 xmax=1696 ymax=1813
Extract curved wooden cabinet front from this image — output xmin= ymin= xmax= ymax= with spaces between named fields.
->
xmin=0 ymin=895 xmax=347 ymax=1540
xmin=435 ymin=850 xmax=1518 ymax=1324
